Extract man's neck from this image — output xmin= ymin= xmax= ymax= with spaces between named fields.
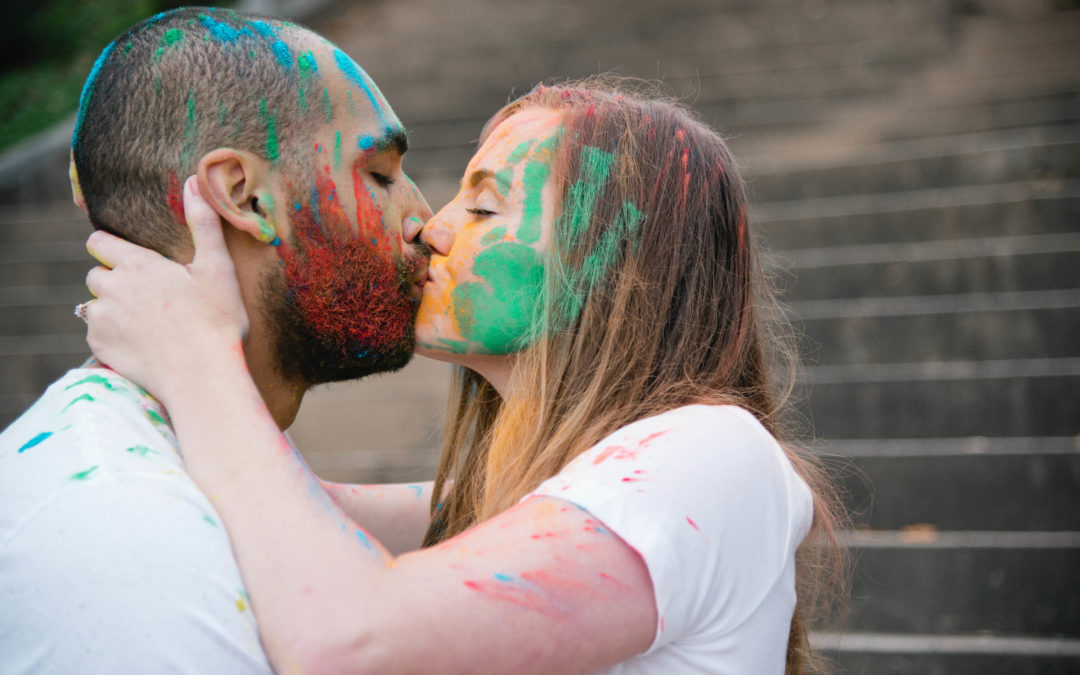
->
xmin=244 ymin=332 xmax=305 ymax=431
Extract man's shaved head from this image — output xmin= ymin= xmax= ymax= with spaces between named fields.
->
xmin=72 ymin=7 xmax=322 ymax=255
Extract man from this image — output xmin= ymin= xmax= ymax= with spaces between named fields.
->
xmin=0 ymin=7 xmax=430 ymax=671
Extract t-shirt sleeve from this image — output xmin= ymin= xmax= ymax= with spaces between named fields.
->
xmin=526 ymin=405 xmax=813 ymax=652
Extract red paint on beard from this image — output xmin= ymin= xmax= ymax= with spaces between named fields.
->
xmin=166 ymin=172 xmax=185 ymax=224
xmin=276 ymin=172 xmax=423 ymax=359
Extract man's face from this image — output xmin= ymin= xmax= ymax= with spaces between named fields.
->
xmin=261 ymin=41 xmax=432 ymax=386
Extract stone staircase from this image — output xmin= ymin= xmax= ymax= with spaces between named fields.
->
xmin=1 ymin=0 xmax=1077 ymax=671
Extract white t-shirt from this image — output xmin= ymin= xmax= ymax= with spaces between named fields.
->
xmin=528 ymin=404 xmax=813 ymax=674
xmin=0 ymin=366 xmax=272 ymax=674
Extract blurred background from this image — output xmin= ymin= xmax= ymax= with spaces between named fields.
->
xmin=1 ymin=0 xmax=1077 ymax=671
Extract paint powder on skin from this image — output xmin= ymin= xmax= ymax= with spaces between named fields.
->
xmin=451 ymin=242 xmax=544 ymax=353
xmin=180 ymin=89 xmax=198 ymax=170
xmin=259 ymin=98 xmax=279 ymax=162
xmin=249 ymin=20 xmax=292 ymax=69
xmin=198 ymin=14 xmax=252 ymax=43
xmin=276 ymin=171 xmax=423 ymax=364
xmin=73 ymin=42 xmax=116 ymax=149
xmin=322 ymin=87 xmax=333 ymax=122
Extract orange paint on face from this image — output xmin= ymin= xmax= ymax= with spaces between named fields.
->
xmin=415 ymin=109 xmax=564 ymax=356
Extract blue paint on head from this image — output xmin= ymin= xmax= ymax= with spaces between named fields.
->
xmin=332 ymin=49 xmax=385 ymax=122
xmin=250 ymin=20 xmax=292 ymax=69
xmin=72 ymin=41 xmax=116 ymax=148
xmin=199 ymin=14 xmax=252 ymax=43
xmin=358 ymin=135 xmax=375 ymax=150
xmin=18 ymin=431 xmax=53 ymax=453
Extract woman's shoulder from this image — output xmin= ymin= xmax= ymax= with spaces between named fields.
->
xmin=599 ymin=403 xmax=778 ymax=454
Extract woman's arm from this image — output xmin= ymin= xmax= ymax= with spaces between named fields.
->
xmin=85 ymin=178 xmax=657 ymax=674
xmin=320 ymin=480 xmax=434 ymax=556
xmin=140 ymin=354 xmax=657 ymax=674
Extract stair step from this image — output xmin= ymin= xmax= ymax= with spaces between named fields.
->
xmin=797 ymin=362 xmax=1079 ymax=438
xmin=756 ymin=182 xmax=1079 ymax=248
xmin=842 ymin=530 xmax=1080 ymax=636
xmin=821 ymin=447 xmax=1080 ymax=530
xmin=777 ymin=233 xmax=1080 ymax=300
xmin=801 ymin=304 xmax=1078 ymax=366
xmin=748 ymin=128 xmax=1080 ymax=201
xmin=813 ymin=632 xmax=1080 ymax=675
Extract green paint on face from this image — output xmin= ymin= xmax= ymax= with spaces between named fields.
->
xmin=181 ymin=89 xmax=198 ymax=170
xmin=71 ymin=465 xmax=99 ymax=481
xmin=480 ymin=225 xmax=507 ymax=245
xmin=562 ymin=146 xmax=615 ymax=242
xmin=437 ymin=337 xmax=469 ymax=354
xmin=334 ymin=130 xmax=342 ymax=170
xmin=495 ymin=168 xmax=513 ymax=197
xmin=62 ymin=393 xmax=95 ymax=413
xmin=518 ymin=160 xmax=550 ymax=245
xmin=506 ymin=139 xmax=534 ymax=165
xmin=126 ymin=445 xmax=157 ymax=457
xmin=322 ymin=88 xmax=333 ymax=122
xmin=451 ymin=242 xmax=544 ymax=353
xmin=259 ymin=98 xmax=279 ymax=162
xmin=346 ymin=90 xmax=357 ymax=116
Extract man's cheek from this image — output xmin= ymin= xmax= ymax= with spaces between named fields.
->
xmin=351 ymin=164 xmax=394 ymax=254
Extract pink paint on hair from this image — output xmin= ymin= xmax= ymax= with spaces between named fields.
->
xmin=166 ymin=172 xmax=185 ymax=224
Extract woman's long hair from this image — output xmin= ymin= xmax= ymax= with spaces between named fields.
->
xmin=422 ymin=78 xmax=848 ymax=673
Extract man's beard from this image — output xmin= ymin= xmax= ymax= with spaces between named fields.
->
xmin=261 ymin=185 xmax=428 ymax=387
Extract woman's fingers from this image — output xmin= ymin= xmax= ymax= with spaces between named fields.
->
xmin=86 ymin=230 xmax=152 ymax=269
xmin=184 ymin=176 xmax=233 ymax=271
xmin=84 ymin=265 xmax=111 ymax=298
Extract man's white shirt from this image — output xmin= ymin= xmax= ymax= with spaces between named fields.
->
xmin=0 ymin=366 xmax=272 ymax=674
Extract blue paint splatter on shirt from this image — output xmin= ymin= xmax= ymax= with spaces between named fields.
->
xmin=18 ymin=431 xmax=52 ymax=453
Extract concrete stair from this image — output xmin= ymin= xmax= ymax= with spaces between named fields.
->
xmin=1 ymin=0 xmax=1077 ymax=671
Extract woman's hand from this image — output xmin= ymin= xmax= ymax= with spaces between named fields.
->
xmin=84 ymin=176 xmax=249 ymax=404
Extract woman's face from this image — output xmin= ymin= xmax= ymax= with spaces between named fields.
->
xmin=415 ymin=108 xmax=562 ymax=360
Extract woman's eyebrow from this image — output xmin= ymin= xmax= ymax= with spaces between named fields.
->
xmin=468 ymin=169 xmax=494 ymax=188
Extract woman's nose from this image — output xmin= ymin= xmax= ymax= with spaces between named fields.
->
xmin=419 ymin=210 xmax=454 ymax=256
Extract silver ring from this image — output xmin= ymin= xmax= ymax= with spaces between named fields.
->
xmin=74 ymin=300 xmax=94 ymax=323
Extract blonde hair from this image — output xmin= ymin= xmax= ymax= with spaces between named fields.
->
xmin=424 ymin=78 xmax=848 ymax=673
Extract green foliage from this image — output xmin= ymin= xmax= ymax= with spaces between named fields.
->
xmin=0 ymin=0 xmax=233 ymax=153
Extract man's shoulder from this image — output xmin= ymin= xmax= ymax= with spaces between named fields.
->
xmin=0 ymin=365 xmax=177 ymax=458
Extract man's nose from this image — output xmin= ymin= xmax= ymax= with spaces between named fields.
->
xmin=400 ymin=178 xmax=433 ymax=245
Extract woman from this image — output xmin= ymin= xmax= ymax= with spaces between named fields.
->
xmin=85 ymin=81 xmax=846 ymax=673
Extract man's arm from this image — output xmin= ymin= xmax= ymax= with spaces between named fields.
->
xmin=320 ymin=480 xmax=434 ymax=555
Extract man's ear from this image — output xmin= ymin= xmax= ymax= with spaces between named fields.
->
xmin=196 ymin=149 xmax=280 ymax=245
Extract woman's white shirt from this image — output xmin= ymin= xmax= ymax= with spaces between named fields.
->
xmin=527 ymin=404 xmax=813 ymax=674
